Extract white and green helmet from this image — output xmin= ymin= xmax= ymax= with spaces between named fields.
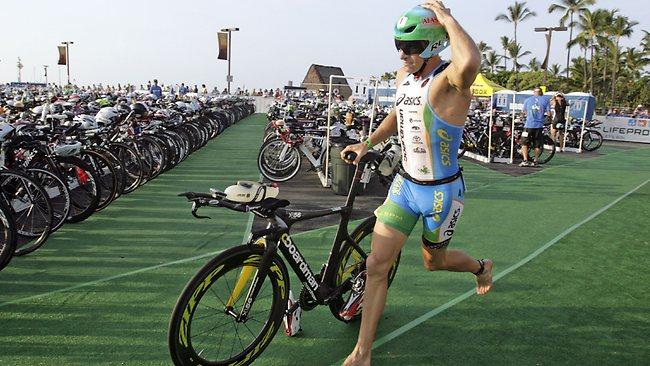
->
xmin=394 ymin=6 xmax=449 ymax=58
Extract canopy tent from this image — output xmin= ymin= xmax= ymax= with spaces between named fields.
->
xmin=565 ymin=92 xmax=596 ymax=121
xmin=470 ymin=73 xmax=505 ymax=97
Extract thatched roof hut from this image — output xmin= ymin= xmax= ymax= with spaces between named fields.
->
xmin=301 ymin=64 xmax=352 ymax=99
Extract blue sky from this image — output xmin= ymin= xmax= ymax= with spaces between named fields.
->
xmin=0 ymin=0 xmax=647 ymax=89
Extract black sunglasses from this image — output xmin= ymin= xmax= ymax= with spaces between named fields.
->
xmin=394 ymin=39 xmax=429 ymax=55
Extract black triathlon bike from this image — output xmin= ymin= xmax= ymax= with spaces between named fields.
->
xmin=168 ymin=150 xmax=400 ymax=365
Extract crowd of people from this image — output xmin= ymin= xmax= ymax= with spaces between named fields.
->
xmin=606 ymin=104 xmax=649 ymax=118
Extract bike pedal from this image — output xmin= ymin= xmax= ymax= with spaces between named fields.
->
xmin=283 ymin=290 xmax=302 ymax=337
xmin=338 ymin=270 xmax=366 ymax=321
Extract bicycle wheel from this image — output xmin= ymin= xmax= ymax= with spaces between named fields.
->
xmin=257 ymin=139 xmax=302 ymax=182
xmin=0 ymin=170 xmax=53 ymax=256
xmin=0 ymin=200 xmax=17 ymax=271
xmin=169 ymin=245 xmax=289 ymax=366
xmin=328 ymin=216 xmax=400 ymax=323
xmin=110 ymin=142 xmax=143 ymax=193
xmin=26 ymin=168 xmax=71 ymax=233
xmin=57 ymin=156 xmax=101 ymax=223
xmin=528 ymin=135 xmax=556 ymax=165
xmin=582 ymin=130 xmax=603 ymax=152
xmin=80 ymin=150 xmax=118 ymax=211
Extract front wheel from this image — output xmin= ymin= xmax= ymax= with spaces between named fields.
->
xmin=168 ymin=246 xmax=290 ymax=366
xmin=328 ymin=216 xmax=401 ymax=323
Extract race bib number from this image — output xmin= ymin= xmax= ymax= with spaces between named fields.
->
xmin=522 ymin=131 xmax=529 ymax=137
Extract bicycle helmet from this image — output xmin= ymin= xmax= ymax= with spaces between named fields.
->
xmin=54 ymin=141 xmax=82 ymax=157
xmin=74 ymin=114 xmax=99 ymax=130
xmin=131 ymin=102 xmax=148 ymax=116
xmin=95 ymin=106 xmax=119 ymax=125
xmin=394 ymin=5 xmax=449 ymax=58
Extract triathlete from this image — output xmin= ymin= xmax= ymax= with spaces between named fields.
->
xmin=340 ymin=2 xmax=492 ymax=364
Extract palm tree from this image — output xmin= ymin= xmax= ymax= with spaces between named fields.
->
xmin=495 ymin=1 xmax=536 ymax=73
xmin=642 ymin=31 xmax=650 ymax=55
xmin=568 ymin=34 xmax=591 ymax=90
xmin=609 ymin=15 xmax=638 ymax=100
xmin=573 ymin=9 xmax=609 ymax=93
xmin=484 ymin=51 xmax=503 ymax=73
xmin=476 ymin=41 xmax=493 ymax=72
xmin=569 ymin=56 xmax=589 ymax=90
xmin=381 ymin=71 xmax=397 ymax=87
xmin=549 ymin=63 xmax=564 ymax=77
xmin=499 ymin=36 xmax=512 ymax=70
xmin=506 ymin=42 xmax=532 ymax=71
xmin=528 ymin=57 xmax=541 ymax=71
xmin=548 ymin=0 xmax=596 ymax=78
xmin=622 ymin=47 xmax=650 ymax=79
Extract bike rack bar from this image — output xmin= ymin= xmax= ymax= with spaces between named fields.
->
xmin=510 ymin=93 xmax=516 ymax=164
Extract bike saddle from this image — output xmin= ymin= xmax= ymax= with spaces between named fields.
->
xmin=258 ymin=198 xmax=290 ymax=212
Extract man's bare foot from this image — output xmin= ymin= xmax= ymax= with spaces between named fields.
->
xmin=342 ymin=349 xmax=370 ymax=366
xmin=476 ymin=259 xmax=493 ymax=295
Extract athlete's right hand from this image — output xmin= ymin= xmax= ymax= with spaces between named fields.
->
xmin=341 ymin=143 xmax=368 ymax=165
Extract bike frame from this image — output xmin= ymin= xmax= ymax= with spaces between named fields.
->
xmin=235 ymin=159 xmax=371 ymax=321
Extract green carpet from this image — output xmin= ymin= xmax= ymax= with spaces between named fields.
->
xmin=0 ymin=116 xmax=648 ymax=365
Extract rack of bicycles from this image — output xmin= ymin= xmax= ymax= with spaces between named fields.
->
xmin=259 ymin=97 xmax=401 ymax=188
xmin=460 ymin=110 xmax=604 ymax=165
xmin=0 ymin=89 xmax=255 ymax=272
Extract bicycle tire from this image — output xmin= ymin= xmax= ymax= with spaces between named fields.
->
xmin=109 ymin=142 xmax=143 ymax=194
xmin=80 ymin=149 xmax=118 ymax=211
xmin=328 ymin=216 xmax=400 ymax=323
xmin=0 ymin=199 xmax=17 ymax=271
xmin=26 ymin=168 xmax=71 ymax=233
xmin=0 ymin=170 xmax=53 ymax=256
xmin=257 ymin=139 xmax=302 ymax=182
xmin=530 ymin=135 xmax=556 ymax=165
xmin=58 ymin=156 xmax=101 ymax=223
xmin=168 ymin=245 xmax=289 ymax=366
xmin=582 ymin=130 xmax=603 ymax=152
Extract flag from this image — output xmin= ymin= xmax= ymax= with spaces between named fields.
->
xmin=217 ymin=32 xmax=228 ymax=60
xmin=58 ymin=45 xmax=67 ymax=65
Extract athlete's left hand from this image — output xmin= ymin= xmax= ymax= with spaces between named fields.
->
xmin=421 ymin=1 xmax=452 ymax=26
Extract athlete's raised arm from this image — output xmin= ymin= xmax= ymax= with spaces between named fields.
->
xmin=422 ymin=1 xmax=480 ymax=91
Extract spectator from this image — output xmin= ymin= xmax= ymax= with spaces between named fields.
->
xmin=551 ymin=92 xmax=567 ymax=143
xmin=193 ymin=85 xmax=199 ymax=93
xmin=222 ymin=87 xmax=228 ymax=94
xmin=147 ymin=80 xmax=152 ymax=90
xmin=520 ymin=87 xmax=551 ymax=167
xmin=179 ymin=83 xmax=189 ymax=95
xmin=150 ymin=79 xmax=163 ymax=98
xmin=212 ymin=86 xmax=219 ymax=94
xmin=632 ymin=104 xmax=647 ymax=118
xmin=200 ymin=84 xmax=208 ymax=94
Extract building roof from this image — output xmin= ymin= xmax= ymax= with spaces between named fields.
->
xmin=302 ymin=64 xmax=350 ymax=86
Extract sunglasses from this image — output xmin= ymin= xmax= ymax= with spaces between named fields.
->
xmin=394 ymin=39 xmax=429 ymax=55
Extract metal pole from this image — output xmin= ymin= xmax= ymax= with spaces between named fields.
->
xmin=324 ymin=75 xmax=334 ymax=187
xmin=66 ymin=43 xmax=71 ymax=85
xmin=510 ymin=93 xmax=515 ymax=164
xmin=488 ymin=94 xmax=494 ymax=161
xmin=577 ymin=98 xmax=589 ymax=153
xmin=542 ymin=30 xmax=552 ymax=87
xmin=563 ymin=103 xmax=570 ymax=151
xmin=227 ymin=30 xmax=231 ymax=94
xmin=368 ymin=78 xmax=379 ymax=136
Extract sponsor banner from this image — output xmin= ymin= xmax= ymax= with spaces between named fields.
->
xmin=217 ymin=32 xmax=228 ymax=60
xmin=595 ymin=115 xmax=650 ymax=144
xmin=57 ymin=45 xmax=67 ymax=65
